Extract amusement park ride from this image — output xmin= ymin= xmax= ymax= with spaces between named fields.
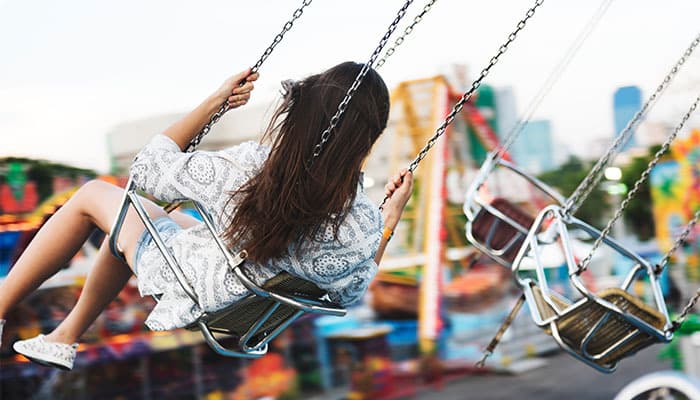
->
xmin=49 ymin=0 xmax=700 ymax=369
xmin=4 ymin=2 xmax=700 ymax=399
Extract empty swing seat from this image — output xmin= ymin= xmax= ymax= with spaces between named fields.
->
xmin=516 ymin=205 xmax=673 ymax=373
xmin=464 ymin=155 xmax=567 ymax=267
xmin=552 ymin=288 xmax=666 ymax=368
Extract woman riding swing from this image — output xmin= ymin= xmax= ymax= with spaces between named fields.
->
xmin=0 ymin=62 xmax=413 ymax=370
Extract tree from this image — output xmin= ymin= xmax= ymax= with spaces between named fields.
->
xmin=538 ymin=156 xmax=610 ymax=228
xmin=0 ymin=157 xmax=96 ymax=204
xmin=619 ymin=145 xmax=663 ymax=241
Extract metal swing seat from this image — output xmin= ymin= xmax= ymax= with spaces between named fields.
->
xmin=101 ymin=0 xmax=428 ymax=359
xmin=108 ymin=178 xmax=346 ymax=358
xmin=467 ymin=15 xmax=700 ymax=373
xmin=512 ymin=204 xmax=672 ymax=373
xmin=463 ymin=152 xmax=567 ymax=267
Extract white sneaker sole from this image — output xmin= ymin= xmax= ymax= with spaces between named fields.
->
xmin=13 ymin=342 xmax=74 ymax=371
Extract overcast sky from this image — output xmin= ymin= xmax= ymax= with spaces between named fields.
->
xmin=1 ymin=0 xmax=699 ymax=172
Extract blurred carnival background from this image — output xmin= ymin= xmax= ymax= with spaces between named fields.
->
xmin=2 ymin=0 xmax=700 ymax=399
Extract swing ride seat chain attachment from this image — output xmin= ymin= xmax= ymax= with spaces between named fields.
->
xmin=564 ymin=33 xmax=700 ymax=216
xmin=575 ymin=93 xmax=700 ymax=275
xmin=310 ymin=0 xmax=415 ymax=161
xmin=374 ymin=0 xmax=438 ymax=70
xmin=657 ymin=209 xmax=700 ymax=274
xmin=379 ymin=0 xmax=545 ymax=210
xmin=508 ymin=206 xmax=672 ymax=372
xmin=184 ymin=0 xmax=314 ymax=154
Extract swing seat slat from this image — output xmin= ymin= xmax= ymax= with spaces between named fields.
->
xmin=553 ymin=288 xmax=666 ymax=367
xmin=196 ymin=272 xmax=328 ymax=347
xmin=110 ymin=179 xmax=346 ymax=358
xmin=513 ymin=205 xmax=673 ymax=372
xmin=469 ymin=198 xmax=535 ymax=265
xmin=529 ymin=283 xmax=668 ymax=372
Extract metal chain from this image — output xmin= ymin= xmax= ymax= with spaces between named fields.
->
xmin=185 ymin=0 xmax=314 ymax=152
xmin=311 ymin=0 xmax=415 ymax=160
xmin=576 ymin=95 xmax=700 ymax=274
xmin=674 ymin=289 xmax=700 ymax=332
xmin=476 ymin=293 xmax=526 ymax=368
xmin=405 ymin=0 xmax=544 ymax=174
xmin=659 ymin=211 xmax=700 ymax=273
xmin=250 ymin=0 xmax=313 ymax=75
xmin=564 ymin=33 xmax=700 ymax=215
xmin=375 ymin=0 xmax=438 ymax=70
xmin=495 ymin=0 xmax=613 ymax=161
xmin=654 ymin=209 xmax=700 ymax=331
xmin=379 ymin=0 xmax=545 ymax=208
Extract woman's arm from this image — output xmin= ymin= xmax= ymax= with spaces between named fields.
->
xmin=163 ymin=69 xmax=259 ymax=150
xmin=374 ymin=169 xmax=413 ymax=265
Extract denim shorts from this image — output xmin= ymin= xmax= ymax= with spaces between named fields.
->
xmin=132 ymin=216 xmax=182 ymax=270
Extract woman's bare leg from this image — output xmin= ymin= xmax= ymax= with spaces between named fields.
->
xmin=43 ymin=240 xmax=133 ymax=344
xmin=0 ymin=180 xmax=198 ymax=343
xmin=45 ymin=209 xmax=199 ymax=344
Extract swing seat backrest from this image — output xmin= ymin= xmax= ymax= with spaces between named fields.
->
xmin=109 ymin=178 xmax=346 ymax=358
xmin=529 ymin=284 xmax=668 ymax=372
xmin=468 ymin=198 xmax=535 ymax=265
xmin=196 ymin=271 xmax=330 ymax=350
xmin=464 ymin=157 xmax=566 ymax=268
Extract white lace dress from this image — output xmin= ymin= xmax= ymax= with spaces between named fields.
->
xmin=129 ymin=134 xmax=383 ymax=331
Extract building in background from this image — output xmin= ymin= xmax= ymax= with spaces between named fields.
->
xmin=637 ymin=120 xmax=671 ymax=147
xmin=613 ymin=86 xmax=642 ymax=151
xmin=106 ymin=103 xmax=274 ymax=174
xmin=510 ymin=119 xmax=556 ymax=173
xmin=495 ymin=86 xmax=518 ymax=141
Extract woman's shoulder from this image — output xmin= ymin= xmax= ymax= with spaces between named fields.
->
xmin=215 ymin=140 xmax=271 ymax=173
xmin=345 ymin=191 xmax=384 ymax=234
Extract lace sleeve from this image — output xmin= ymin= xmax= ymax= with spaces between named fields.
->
xmin=129 ymin=135 xmax=268 ymax=217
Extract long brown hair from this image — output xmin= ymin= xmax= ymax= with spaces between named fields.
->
xmin=223 ymin=62 xmax=390 ymax=263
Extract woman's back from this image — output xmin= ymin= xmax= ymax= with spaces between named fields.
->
xmin=130 ymin=134 xmax=382 ymax=331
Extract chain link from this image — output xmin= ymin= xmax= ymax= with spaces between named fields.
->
xmin=405 ymin=0 xmax=543 ymax=174
xmin=379 ymin=0 xmax=545 ymax=209
xmin=375 ymin=0 xmax=438 ymax=70
xmin=476 ymin=293 xmax=526 ymax=368
xmin=674 ymin=288 xmax=700 ymax=332
xmin=565 ymin=33 xmax=700 ymax=215
xmin=659 ymin=211 xmax=700 ymax=273
xmin=656 ymin=209 xmax=700 ymax=331
xmin=185 ymin=0 xmax=313 ymax=152
xmin=576 ymin=94 xmax=700 ymax=274
xmin=311 ymin=0 xmax=415 ymax=160
xmin=250 ymin=0 xmax=313 ymax=75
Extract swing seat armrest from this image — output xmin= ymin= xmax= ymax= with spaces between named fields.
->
xmin=197 ymin=320 xmax=267 ymax=358
xmin=497 ymin=159 xmax=567 ymax=206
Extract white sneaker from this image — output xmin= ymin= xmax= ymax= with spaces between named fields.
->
xmin=13 ymin=334 xmax=78 ymax=371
